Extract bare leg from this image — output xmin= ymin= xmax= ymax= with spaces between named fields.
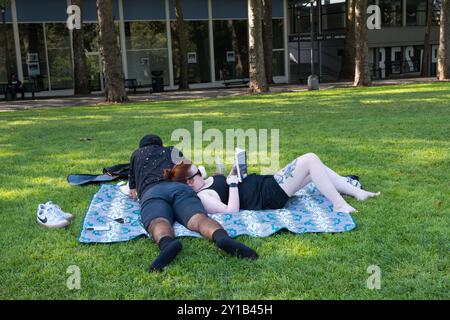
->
xmin=148 ymin=217 xmax=175 ymax=243
xmin=186 ymin=213 xmax=222 ymax=240
xmin=274 ymin=153 xmax=357 ymax=214
xmin=322 ymin=165 xmax=381 ymax=201
xmin=147 ymin=218 xmax=182 ymax=272
xmin=187 ymin=214 xmax=258 ymax=259
xmin=300 ymin=167 xmax=381 ymax=201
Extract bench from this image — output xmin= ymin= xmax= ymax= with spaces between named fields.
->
xmin=124 ymin=79 xmax=141 ymax=93
xmin=223 ymin=78 xmax=250 ymax=87
xmin=124 ymin=78 xmax=155 ymax=94
xmin=0 ymin=82 xmax=37 ymax=100
xmin=0 ymin=84 xmax=7 ymax=100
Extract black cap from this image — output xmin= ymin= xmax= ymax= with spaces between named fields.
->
xmin=139 ymin=134 xmax=163 ymax=148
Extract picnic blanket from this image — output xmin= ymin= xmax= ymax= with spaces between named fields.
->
xmin=78 ymin=183 xmax=356 ymax=243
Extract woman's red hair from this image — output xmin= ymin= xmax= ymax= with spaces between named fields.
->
xmin=163 ymin=161 xmax=193 ymax=183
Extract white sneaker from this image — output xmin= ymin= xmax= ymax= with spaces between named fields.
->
xmin=37 ymin=204 xmax=70 ymax=228
xmin=44 ymin=201 xmax=74 ymax=221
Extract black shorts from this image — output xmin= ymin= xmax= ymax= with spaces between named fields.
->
xmin=139 ymin=181 xmax=206 ymax=231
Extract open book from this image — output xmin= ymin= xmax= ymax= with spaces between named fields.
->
xmin=235 ymin=148 xmax=248 ymax=183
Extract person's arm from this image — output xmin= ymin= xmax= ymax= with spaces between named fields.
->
xmin=197 ymin=175 xmax=240 ymax=214
xmin=128 ymin=153 xmax=137 ymax=199
xmin=225 ymin=175 xmax=240 ymax=213
xmin=129 ymin=189 xmax=137 ymax=200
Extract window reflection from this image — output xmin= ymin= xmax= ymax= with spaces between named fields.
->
xmin=171 ymin=20 xmax=211 ymax=84
xmin=213 ymin=19 xmax=248 ymax=80
xmin=19 ymin=23 xmax=48 ymax=90
xmin=0 ymin=24 xmax=16 ymax=82
xmin=126 ymin=21 xmax=169 ymax=86
xmin=45 ymin=23 xmax=73 ymax=90
xmin=379 ymin=0 xmax=403 ymax=26
xmin=321 ymin=0 xmax=346 ymax=31
xmin=407 ymin=0 xmax=428 ymax=26
xmin=271 ymin=19 xmax=285 ymax=77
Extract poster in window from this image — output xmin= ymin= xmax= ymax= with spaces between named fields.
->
xmin=187 ymin=52 xmax=197 ymax=64
xmin=27 ymin=53 xmax=39 ymax=63
xmin=27 ymin=62 xmax=41 ymax=77
xmin=226 ymin=51 xmax=235 ymax=63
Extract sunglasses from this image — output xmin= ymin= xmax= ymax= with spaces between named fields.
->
xmin=187 ymin=169 xmax=201 ymax=180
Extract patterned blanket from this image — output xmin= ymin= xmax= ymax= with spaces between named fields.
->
xmin=78 ymin=184 xmax=356 ymax=243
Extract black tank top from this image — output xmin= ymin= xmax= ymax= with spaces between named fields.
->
xmin=205 ymin=175 xmax=229 ymax=204
xmin=204 ymin=174 xmax=289 ymax=210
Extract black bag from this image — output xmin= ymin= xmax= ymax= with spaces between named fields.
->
xmin=103 ymin=163 xmax=130 ymax=179
xmin=68 ymin=163 xmax=130 ymax=186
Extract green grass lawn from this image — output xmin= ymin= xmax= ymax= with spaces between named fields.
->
xmin=0 ymin=82 xmax=449 ymax=299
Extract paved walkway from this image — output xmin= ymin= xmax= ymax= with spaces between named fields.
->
xmin=0 ymin=77 xmax=439 ymax=112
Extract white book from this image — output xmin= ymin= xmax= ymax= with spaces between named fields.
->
xmin=235 ymin=148 xmax=248 ymax=183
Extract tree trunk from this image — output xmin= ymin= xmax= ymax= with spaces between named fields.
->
xmin=421 ymin=0 xmax=434 ymax=77
xmin=226 ymin=20 xmax=244 ymax=78
xmin=354 ymin=0 xmax=370 ymax=86
xmin=438 ymin=0 xmax=450 ymax=80
xmin=174 ymin=0 xmax=189 ymax=89
xmin=248 ymin=0 xmax=269 ymax=93
xmin=262 ymin=0 xmax=273 ymax=84
xmin=96 ymin=0 xmax=127 ymax=102
xmin=340 ymin=0 xmax=356 ymax=80
xmin=71 ymin=0 xmax=90 ymax=95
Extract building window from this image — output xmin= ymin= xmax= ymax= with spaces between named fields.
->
xmin=19 ymin=23 xmax=74 ymax=91
xmin=125 ymin=21 xmax=169 ymax=86
xmin=45 ymin=23 xmax=73 ymax=90
xmin=406 ymin=0 xmax=428 ymax=26
xmin=213 ymin=19 xmax=248 ymax=81
xmin=290 ymin=2 xmax=319 ymax=34
xmin=272 ymin=19 xmax=285 ymax=77
xmin=379 ymin=0 xmax=403 ymax=26
xmin=83 ymin=23 xmax=102 ymax=91
xmin=83 ymin=23 xmax=100 ymax=53
xmin=289 ymin=4 xmax=301 ymax=34
xmin=171 ymin=20 xmax=211 ymax=84
xmin=0 ymin=24 xmax=17 ymax=83
xmin=19 ymin=23 xmax=49 ymax=90
xmin=432 ymin=0 xmax=441 ymax=25
xmin=321 ymin=0 xmax=346 ymax=31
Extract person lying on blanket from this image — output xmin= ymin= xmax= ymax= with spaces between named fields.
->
xmin=128 ymin=134 xmax=258 ymax=272
xmin=163 ymin=153 xmax=381 ymax=215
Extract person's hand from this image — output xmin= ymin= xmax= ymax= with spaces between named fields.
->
xmin=226 ymin=175 xmax=239 ymax=186
xmin=129 ymin=189 xmax=137 ymax=200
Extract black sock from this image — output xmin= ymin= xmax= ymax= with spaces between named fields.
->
xmin=148 ymin=236 xmax=182 ymax=272
xmin=212 ymin=229 xmax=258 ymax=260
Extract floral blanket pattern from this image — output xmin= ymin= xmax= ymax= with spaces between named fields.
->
xmin=78 ymin=184 xmax=356 ymax=243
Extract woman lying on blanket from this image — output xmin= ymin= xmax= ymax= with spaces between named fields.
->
xmin=164 ymin=153 xmax=380 ymax=214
